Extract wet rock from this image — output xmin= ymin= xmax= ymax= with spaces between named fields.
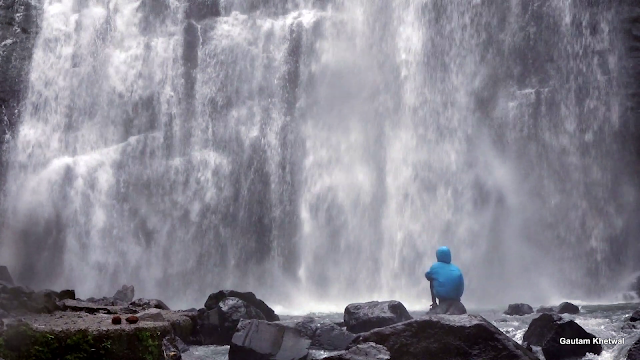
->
xmin=130 ymin=298 xmax=171 ymax=311
xmin=204 ymin=290 xmax=279 ymax=321
xmin=344 ymin=300 xmax=412 ymax=334
xmin=163 ymin=336 xmax=183 ymax=360
xmin=627 ymin=336 xmax=640 ymax=360
xmin=0 ymin=266 xmax=14 ymax=286
xmin=504 ymin=303 xmax=534 ymax=316
xmin=28 ymin=289 xmax=61 ymax=314
xmin=536 ymin=306 xmax=555 ymax=314
xmin=126 ymin=315 xmax=139 ymax=324
xmin=522 ymin=313 xmax=602 ymax=360
xmin=323 ymin=342 xmax=390 ymax=360
xmin=195 ymin=297 xmax=266 ymax=345
xmin=313 ymin=321 xmax=357 ymax=351
xmin=353 ymin=314 xmax=538 ymax=360
xmin=229 ymin=319 xmax=310 ymax=360
xmin=57 ymin=289 xmax=76 ymax=301
xmin=86 ymin=296 xmax=127 ymax=307
xmin=58 ymin=299 xmax=119 ymax=315
xmin=114 ymin=285 xmax=135 ymax=303
xmin=630 ymin=309 xmax=640 ymax=322
xmin=556 ymin=302 xmax=580 ymax=315
xmin=427 ymin=300 xmax=467 ymax=315
xmin=112 ymin=315 xmax=122 ymax=325
xmin=138 ymin=308 xmax=165 ymax=322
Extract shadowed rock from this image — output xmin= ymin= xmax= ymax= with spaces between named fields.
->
xmin=504 ymin=303 xmax=534 ymax=316
xmin=556 ymin=302 xmax=580 ymax=315
xmin=344 ymin=301 xmax=412 ymax=334
xmin=536 ymin=306 xmax=555 ymax=314
xmin=522 ymin=313 xmax=602 ymax=360
xmin=353 ymin=314 xmax=539 ymax=360
xmin=229 ymin=319 xmax=310 ymax=360
xmin=204 ymin=290 xmax=279 ymax=321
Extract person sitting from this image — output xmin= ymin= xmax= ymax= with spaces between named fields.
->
xmin=425 ymin=246 xmax=466 ymax=315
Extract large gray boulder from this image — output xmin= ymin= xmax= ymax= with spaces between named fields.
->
xmin=343 ymin=300 xmax=412 ymax=334
xmin=556 ymin=302 xmax=580 ymax=315
xmin=195 ymin=297 xmax=266 ymax=345
xmin=229 ymin=319 xmax=310 ymax=360
xmin=204 ymin=290 xmax=279 ymax=322
xmin=353 ymin=314 xmax=539 ymax=360
xmin=522 ymin=313 xmax=602 ymax=360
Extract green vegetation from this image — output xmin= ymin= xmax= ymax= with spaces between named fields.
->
xmin=0 ymin=324 xmax=165 ymax=360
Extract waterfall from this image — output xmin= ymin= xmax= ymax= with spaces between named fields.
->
xmin=1 ymin=0 xmax=637 ymax=311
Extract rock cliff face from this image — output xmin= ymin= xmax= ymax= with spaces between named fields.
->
xmin=0 ymin=0 xmax=39 ymax=185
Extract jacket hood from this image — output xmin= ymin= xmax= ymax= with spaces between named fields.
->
xmin=436 ymin=246 xmax=451 ymax=264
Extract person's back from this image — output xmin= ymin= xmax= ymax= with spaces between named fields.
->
xmin=425 ymin=246 xmax=464 ymax=302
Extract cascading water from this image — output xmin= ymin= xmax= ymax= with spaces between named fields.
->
xmin=1 ymin=0 xmax=638 ymax=312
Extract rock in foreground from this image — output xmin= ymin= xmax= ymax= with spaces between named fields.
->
xmin=344 ymin=301 xmax=412 ymax=334
xmin=627 ymin=336 xmax=640 ymax=360
xmin=504 ymin=303 xmax=534 ymax=316
xmin=323 ymin=342 xmax=390 ymax=360
xmin=353 ymin=314 xmax=538 ymax=360
xmin=229 ymin=319 xmax=310 ymax=360
xmin=522 ymin=313 xmax=602 ymax=360
xmin=204 ymin=290 xmax=279 ymax=321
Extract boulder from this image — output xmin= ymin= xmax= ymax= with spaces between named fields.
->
xmin=138 ymin=308 xmax=165 ymax=322
xmin=278 ymin=317 xmax=356 ymax=351
xmin=228 ymin=319 xmax=310 ymax=360
xmin=556 ymin=302 xmax=579 ymax=315
xmin=162 ymin=334 xmax=189 ymax=360
xmin=86 ymin=296 xmax=127 ymax=307
xmin=504 ymin=303 xmax=534 ymax=316
xmin=522 ymin=313 xmax=602 ymax=360
xmin=630 ymin=309 xmax=640 ymax=322
xmin=427 ymin=300 xmax=467 ymax=315
xmin=58 ymin=290 xmax=76 ymax=301
xmin=113 ymin=285 xmax=135 ymax=303
xmin=353 ymin=314 xmax=539 ymax=360
xmin=536 ymin=306 xmax=555 ymax=314
xmin=0 ymin=267 xmax=14 ymax=286
xmin=627 ymin=336 xmax=640 ymax=360
xmin=130 ymin=298 xmax=171 ymax=311
xmin=323 ymin=342 xmax=390 ymax=360
xmin=57 ymin=299 xmax=119 ymax=315
xmin=344 ymin=301 xmax=412 ymax=334
xmin=204 ymin=290 xmax=279 ymax=321
xmin=28 ymin=289 xmax=61 ymax=314
xmin=195 ymin=297 xmax=266 ymax=345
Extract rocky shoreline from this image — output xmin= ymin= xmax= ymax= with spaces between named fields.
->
xmin=1 ymin=265 xmax=640 ymax=360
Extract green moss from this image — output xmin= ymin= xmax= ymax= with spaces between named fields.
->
xmin=0 ymin=325 xmax=165 ymax=360
xmin=137 ymin=330 xmax=162 ymax=360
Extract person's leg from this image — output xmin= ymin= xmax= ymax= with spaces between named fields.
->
xmin=430 ymin=281 xmax=437 ymax=307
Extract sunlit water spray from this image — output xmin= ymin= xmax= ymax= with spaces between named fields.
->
xmin=0 ymin=0 xmax=637 ymax=312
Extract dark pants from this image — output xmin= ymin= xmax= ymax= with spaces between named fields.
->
xmin=428 ymin=281 xmax=466 ymax=315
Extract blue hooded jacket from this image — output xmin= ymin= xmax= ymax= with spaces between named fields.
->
xmin=425 ymin=246 xmax=464 ymax=301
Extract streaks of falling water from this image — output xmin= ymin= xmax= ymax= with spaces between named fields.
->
xmin=0 ymin=0 xmax=637 ymax=311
